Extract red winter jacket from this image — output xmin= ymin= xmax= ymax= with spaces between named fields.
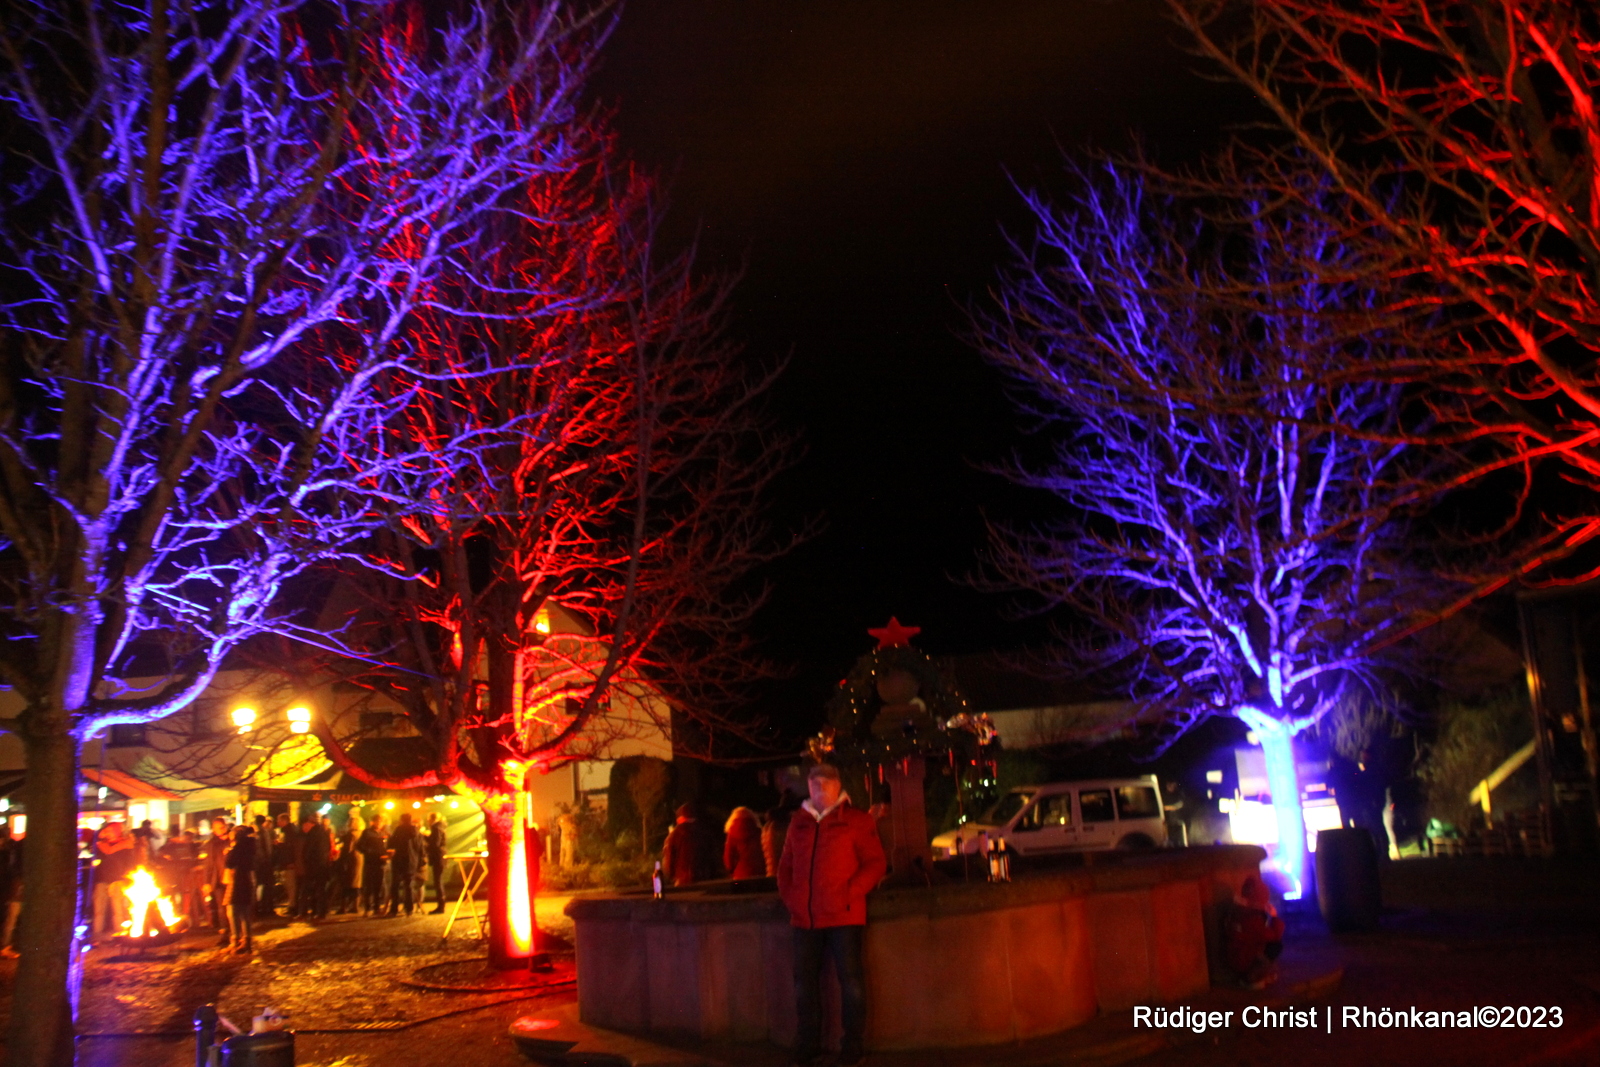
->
xmin=777 ymin=801 xmax=886 ymax=929
xmin=723 ymin=809 xmax=766 ymax=879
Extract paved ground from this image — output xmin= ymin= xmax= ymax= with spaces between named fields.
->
xmin=0 ymin=859 xmax=1596 ymax=1066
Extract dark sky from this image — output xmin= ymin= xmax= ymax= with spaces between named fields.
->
xmin=589 ymin=1 xmax=1252 ymax=731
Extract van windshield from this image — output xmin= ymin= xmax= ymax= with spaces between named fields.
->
xmin=981 ymin=791 xmax=1035 ymax=825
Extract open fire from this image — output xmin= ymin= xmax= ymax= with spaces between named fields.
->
xmin=119 ymin=866 xmax=188 ymax=942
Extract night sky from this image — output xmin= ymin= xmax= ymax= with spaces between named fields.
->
xmin=590 ymin=1 xmax=1254 ymax=732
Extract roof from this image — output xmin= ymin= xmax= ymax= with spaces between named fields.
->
xmin=81 ymin=765 xmax=180 ymax=801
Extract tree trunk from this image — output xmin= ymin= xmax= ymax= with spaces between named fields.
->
xmin=884 ymin=757 xmax=931 ymax=880
xmin=9 ymin=725 xmax=81 ymax=1067
xmin=1258 ymin=725 xmax=1308 ymax=900
xmin=482 ymin=802 xmax=539 ymax=970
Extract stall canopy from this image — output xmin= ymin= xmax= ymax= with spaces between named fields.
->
xmin=120 ymin=756 xmax=241 ymax=813
xmin=81 ymin=765 xmax=179 ymax=802
xmin=247 ymin=737 xmax=445 ymax=804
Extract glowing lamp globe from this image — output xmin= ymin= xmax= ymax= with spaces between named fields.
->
xmin=231 ymin=706 xmax=257 ymax=733
xmin=286 ymin=705 xmax=312 ymax=734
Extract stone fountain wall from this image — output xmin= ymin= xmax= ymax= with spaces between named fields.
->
xmin=565 ymin=844 xmax=1266 ymax=1051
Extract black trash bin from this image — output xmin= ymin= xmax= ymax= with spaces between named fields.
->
xmin=219 ymin=1030 xmax=294 ymax=1067
xmin=1315 ymin=827 xmax=1381 ymax=932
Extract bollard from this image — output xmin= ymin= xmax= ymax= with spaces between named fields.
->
xmin=219 ymin=1030 xmax=295 ymax=1067
xmin=194 ymin=1004 xmax=219 ymax=1067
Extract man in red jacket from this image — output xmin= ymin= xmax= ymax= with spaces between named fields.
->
xmin=778 ymin=763 xmax=886 ymax=1067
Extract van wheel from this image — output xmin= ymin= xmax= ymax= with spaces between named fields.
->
xmin=1116 ymin=834 xmax=1155 ymax=850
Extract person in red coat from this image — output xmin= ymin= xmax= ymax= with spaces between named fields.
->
xmin=777 ymin=763 xmax=886 ymax=1067
xmin=660 ymin=803 xmax=719 ymax=887
xmin=1224 ymin=875 xmax=1285 ymax=989
xmin=723 ymin=807 xmax=765 ymax=879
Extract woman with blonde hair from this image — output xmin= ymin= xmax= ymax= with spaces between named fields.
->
xmin=337 ymin=811 xmax=365 ymax=914
xmin=723 ymin=806 xmax=765 ymax=879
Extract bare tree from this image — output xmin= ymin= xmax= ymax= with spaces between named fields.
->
xmin=977 ymin=163 xmax=1454 ymax=895
xmin=0 ymin=1 xmax=607 ymax=1060
xmin=1171 ymin=0 xmax=1600 ymax=579
xmin=298 ymin=94 xmax=788 ymax=966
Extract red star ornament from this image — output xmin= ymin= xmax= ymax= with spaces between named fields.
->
xmin=867 ymin=617 xmax=921 ymax=649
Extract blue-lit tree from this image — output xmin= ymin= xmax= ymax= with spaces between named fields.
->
xmin=0 ymin=2 xmax=607 ymax=1061
xmin=978 ymin=164 xmax=1452 ymax=896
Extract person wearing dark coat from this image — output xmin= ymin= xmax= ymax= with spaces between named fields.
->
xmin=424 ymin=814 xmax=448 ymax=914
xmin=300 ymin=816 xmax=332 ymax=920
xmin=252 ymin=816 xmax=275 ymax=914
xmin=660 ymin=803 xmax=719 ymax=887
xmin=386 ymin=813 xmax=424 ymax=916
xmin=356 ymin=817 xmax=388 ymax=915
xmin=199 ymin=818 xmax=231 ymax=941
xmin=225 ymin=826 xmax=258 ymax=953
xmin=723 ymin=807 xmax=766 ymax=879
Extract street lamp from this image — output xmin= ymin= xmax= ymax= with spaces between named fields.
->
xmin=231 ymin=706 xmax=257 ymax=734
xmin=286 ymin=706 xmax=312 ymax=734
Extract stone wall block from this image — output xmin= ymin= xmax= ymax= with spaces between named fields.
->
xmin=1087 ymin=889 xmax=1155 ymax=1011
xmin=1149 ymin=879 xmax=1208 ymax=1000
xmin=575 ymin=917 xmax=648 ymax=1031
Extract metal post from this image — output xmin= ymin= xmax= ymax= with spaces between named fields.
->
xmin=194 ymin=1004 xmax=218 ymax=1067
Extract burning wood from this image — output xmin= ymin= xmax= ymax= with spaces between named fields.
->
xmin=120 ymin=867 xmax=187 ymax=941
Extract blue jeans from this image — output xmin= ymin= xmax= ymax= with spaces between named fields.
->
xmin=793 ymin=925 xmax=866 ymax=1059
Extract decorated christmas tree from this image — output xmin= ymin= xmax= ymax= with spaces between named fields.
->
xmin=810 ymin=619 xmax=997 ymax=878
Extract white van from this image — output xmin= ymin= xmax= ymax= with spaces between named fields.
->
xmin=930 ymin=775 xmax=1168 ymax=857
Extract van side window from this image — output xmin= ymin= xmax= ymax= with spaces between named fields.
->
xmin=1115 ymin=785 xmax=1160 ymax=820
xmin=1079 ymin=789 xmax=1114 ymax=823
xmin=1018 ymin=793 xmax=1072 ymax=831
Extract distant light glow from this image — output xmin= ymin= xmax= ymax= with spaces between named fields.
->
xmin=1205 ymin=770 xmax=1223 ymax=784
xmin=286 ymin=705 xmax=312 ymax=734
xmin=232 ymin=706 xmax=257 ymax=733
xmin=384 ymin=801 xmax=395 ymax=810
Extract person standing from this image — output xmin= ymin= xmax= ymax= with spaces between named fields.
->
xmin=660 ymin=803 xmax=719 ymax=887
xmin=777 ymin=764 xmax=886 ymax=1067
xmin=723 ymin=807 xmax=765 ymax=879
xmin=199 ymin=818 xmax=232 ymax=942
xmin=357 ymin=815 xmax=388 ymax=915
xmin=386 ymin=813 xmax=423 ymax=917
xmin=273 ymin=812 xmax=303 ymax=917
xmin=300 ymin=816 xmax=332 ymax=920
xmin=225 ymin=825 xmax=257 ymax=954
xmin=91 ymin=821 xmax=137 ymax=940
xmin=762 ymin=801 xmax=796 ymax=880
xmin=252 ymin=815 xmax=274 ymax=914
xmin=337 ymin=813 xmax=363 ymax=914
xmin=0 ymin=826 xmax=20 ymax=957
xmin=424 ymin=813 xmax=448 ymax=914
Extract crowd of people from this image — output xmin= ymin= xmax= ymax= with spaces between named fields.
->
xmin=83 ymin=809 xmax=451 ymax=954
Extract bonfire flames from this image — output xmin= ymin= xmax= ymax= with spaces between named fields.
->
xmin=120 ymin=867 xmax=188 ymax=942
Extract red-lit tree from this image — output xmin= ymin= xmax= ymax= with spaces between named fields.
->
xmin=1171 ymin=0 xmax=1600 ymax=584
xmin=0 ymin=2 xmax=607 ymax=1061
xmin=303 ymin=94 xmax=786 ymax=969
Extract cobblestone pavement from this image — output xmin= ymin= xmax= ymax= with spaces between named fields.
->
xmin=3 ymin=902 xmax=579 ymax=1067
